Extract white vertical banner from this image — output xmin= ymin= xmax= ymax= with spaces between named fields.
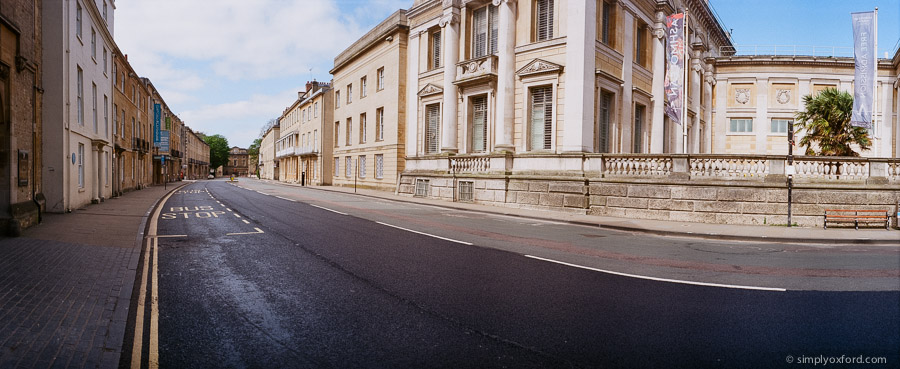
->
xmin=850 ymin=11 xmax=876 ymax=128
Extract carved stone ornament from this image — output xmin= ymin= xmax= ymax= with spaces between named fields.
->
xmin=775 ymin=89 xmax=791 ymax=104
xmin=516 ymin=58 xmax=563 ymax=77
xmin=418 ymin=83 xmax=444 ymax=97
xmin=491 ymin=0 xmax=517 ymax=6
xmin=439 ymin=13 xmax=460 ymax=27
xmin=735 ymin=88 xmax=751 ymax=105
xmin=652 ymin=27 xmax=666 ymax=40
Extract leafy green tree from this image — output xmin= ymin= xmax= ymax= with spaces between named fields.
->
xmin=794 ymin=88 xmax=871 ymax=156
xmin=248 ymin=138 xmax=262 ymax=177
xmin=203 ymin=134 xmax=230 ymax=172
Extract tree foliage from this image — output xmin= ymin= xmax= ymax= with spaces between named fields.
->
xmin=203 ymin=134 xmax=230 ymax=171
xmin=248 ymin=138 xmax=262 ymax=175
xmin=794 ymin=88 xmax=871 ymax=156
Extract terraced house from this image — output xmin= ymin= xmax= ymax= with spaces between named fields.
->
xmin=275 ymin=81 xmax=333 ymax=186
xmin=111 ymin=50 xmax=152 ymax=195
xmin=330 ymin=10 xmax=409 ymax=191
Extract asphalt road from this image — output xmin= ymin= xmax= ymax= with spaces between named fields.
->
xmin=152 ymin=179 xmax=900 ymax=368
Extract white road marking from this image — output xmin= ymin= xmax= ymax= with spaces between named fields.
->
xmin=226 ymin=208 xmax=232 ymax=212
xmin=227 ymin=227 xmax=265 ymax=236
xmin=242 ymin=220 xmax=250 ymax=224
xmin=375 ymin=221 xmax=473 ymax=245
xmin=524 ymin=255 xmax=787 ymax=292
xmin=276 ymin=196 xmax=296 ymax=202
xmin=234 ymin=214 xmax=242 ymax=218
xmin=151 ymin=234 xmax=187 ymax=238
xmin=309 ymin=204 xmax=348 ymax=215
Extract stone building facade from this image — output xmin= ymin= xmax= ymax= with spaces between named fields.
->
xmin=42 ymin=0 xmax=116 ymax=212
xmin=224 ymin=146 xmax=248 ymax=177
xmin=183 ymin=126 xmax=209 ymax=180
xmin=0 ymin=0 xmax=43 ymax=235
xmin=145 ymin=79 xmax=184 ymax=183
xmin=111 ymin=50 xmax=152 ymax=195
xmin=331 ymin=10 xmax=409 ymax=192
xmin=260 ymin=122 xmax=279 ymax=180
xmin=276 ymin=81 xmax=333 ymax=185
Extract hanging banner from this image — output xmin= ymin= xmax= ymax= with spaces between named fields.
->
xmin=850 ymin=11 xmax=875 ymax=129
xmin=153 ymin=103 xmax=162 ymax=145
xmin=664 ymin=13 xmax=686 ymax=125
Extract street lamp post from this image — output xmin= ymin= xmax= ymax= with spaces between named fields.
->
xmin=787 ymin=123 xmax=794 ymax=227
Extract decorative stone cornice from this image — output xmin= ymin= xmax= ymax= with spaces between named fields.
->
xmin=491 ymin=0 xmax=517 ymax=5
xmin=418 ymin=83 xmax=444 ymax=97
xmin=516 ymin=58 xmax=563 ymax=77
xmin=704 ymin=72 xmax=715 ymax=86
xmin=652 ymin=27 xmax=665 ymax=40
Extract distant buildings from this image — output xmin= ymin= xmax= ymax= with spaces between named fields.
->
xmin=223 ymin=146 xmax=249 ymax=177
xmin=276 ymin=81 xmax=333 ymax=185
xmin=260 ymin=122 xmax=279 ymax=180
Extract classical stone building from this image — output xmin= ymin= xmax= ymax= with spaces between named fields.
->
xmin=331 ymin=10 xmax=409 ymax=191
xmin=1 ymin=0 xmax=43 ymax=235
xmin=111 ymin=50 xmax=152 ymax=195
xmin=43 ymin=0 xmax=116 ymax=212
xmin=713 ymin=52 xmax=898 ymax=157
xmin=276 ymin=81 xmax=333 ymax=185
xmin=145 ymin=79 xmax=184 ymax=183
xmin=260 ymin=122 xmax=279 ymax=180
xmin=183 ymin=126 xmax=209 ymax=179
xmin=224 ymin=146 xmax=248 ymax=177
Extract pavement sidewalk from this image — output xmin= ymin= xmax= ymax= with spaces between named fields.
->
xmin=0 ymin=183 xmax=184 ymax=369
xmin=255 ymin=178 xmax=900 ymax=245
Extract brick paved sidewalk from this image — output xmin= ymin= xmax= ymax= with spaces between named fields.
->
xmin=0 ymin=183 xmax=184 ymax=369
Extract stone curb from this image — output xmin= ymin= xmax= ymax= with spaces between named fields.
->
xmin=259 ymin=179 xmax=899 ymax=246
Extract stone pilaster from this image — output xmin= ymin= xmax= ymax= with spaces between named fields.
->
xmin=562 ymin=0 xmax=596 ymax=152
xmin=492 ymin=0 xmax=516 ymax=152
xmin=703 ymin=69 xmax=714 ymax=153
xmin=440 ymin=8 xmax=460 ymax=153
xmin=650 ymin=11 xmax=666 ymax=153
xmin=755 ymin=77 xmax=769 ymax=154
xmin=406 ymin=30 xmax=422 ymax=157
xmin=690 ymin=58 xmax=701 ymax=153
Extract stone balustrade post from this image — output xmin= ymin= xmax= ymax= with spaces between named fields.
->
xmin=868 ymin=159 xmax=889 ymax=185
xmin=669 ymin=154 xmax=690 ymax=180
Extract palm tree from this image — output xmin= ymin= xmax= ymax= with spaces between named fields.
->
xmin=793 ymin=88 xmax=871 ymax=156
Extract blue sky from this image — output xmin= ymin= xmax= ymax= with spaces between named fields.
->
xmin=115 ymin=0 xmax=899 ymax=149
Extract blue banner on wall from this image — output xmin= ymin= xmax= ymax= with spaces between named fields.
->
xmin=850 ymin=11 xmax=875 ymax=129
xmin=159 ymin=131 xmax=170 ymax=152
xmin=154 ymin=103 xmax=162 ymax=145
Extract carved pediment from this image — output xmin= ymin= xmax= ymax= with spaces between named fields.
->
xmin=516 ymin=59 xmax=563 ymax=77
xmin=418 ymin=83 xmax=444 ymax=97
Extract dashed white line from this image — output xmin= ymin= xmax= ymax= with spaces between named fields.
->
xmin=242 ymin=220 xmax=250 ymax=224
xmin=309 ymin=204 xmax=348 ymax=215
xmin=375 ymin=221 xmax=473 ymax=245
xmin=523 ymin=255 xmax=787 ymax=292
xmin=234 ymin=214 xmax=242 ymax=218
xmin=276 ymin=196 xmax=296 ymax=202
xmin=226 ymin=208 xmax=233 ymax=212
xmin=227 ymin=227 xmax=265 ymax=236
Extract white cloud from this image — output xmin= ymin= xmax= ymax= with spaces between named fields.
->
xmin=179 ymin=88 xmax=299 ymax=148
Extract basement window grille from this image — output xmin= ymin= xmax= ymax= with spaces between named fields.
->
xmin=458 ymin=181 xmax=474 ymax=202
xmin=414 ymin=179 xmax=430 ymax=197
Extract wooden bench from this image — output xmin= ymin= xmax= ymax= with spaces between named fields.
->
xmin=824 ymin=209 xmax=890 ymax=230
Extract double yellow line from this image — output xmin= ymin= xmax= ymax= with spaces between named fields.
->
xmin=132 ymin=188 xmax=179 ymax=369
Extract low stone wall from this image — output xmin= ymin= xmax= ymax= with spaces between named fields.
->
xmin=399 ymin=154 xmax=900 ymax=227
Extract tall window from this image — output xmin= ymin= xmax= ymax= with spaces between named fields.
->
xmin=359 ymin=155 xmax=366 ymax=178
xmin=77 ymin=66 xmax=84 ymax=126
xmin=430 ymin=30 xmax=442 ymax=69
xmin=730 ymin=118 xmax=753 ymax=133
xmin=360 ymin=113 xmax=367 ymax=143
xmin=92 ymin=83 xmax=98 ymax=132
xmin=535 ymin=0 xmax=554 ymax=41
xmin=334 ymin=158 xmax=339 ymax=177
xmin=335 ymin=91 xmax=341 ymax=108
xmin=91 ymin=29 xmax=97 ymax=59
xmin=471 ymin=96 xmax=488 ymax=152
xmin=600 ymin=0 xmax=614 ymax=46
xmin=376 ymin=107 xmax=384 ymax=141
xmin=530 ymin=86 xmax=553 ymax=150
xmin=104 ymin=95 xmax=108 ymax=136
xmin=771 ymin=119 xmax=791 ymax=134
xmin=360 ymin=76 xmax=367 ymax=98
xmin=598 ymin=91 xmax=612 ymax=153
xmin=377 ymin=68 xmax=385 ymax=90
xmin=345 ymin=156 xmax=352 ymax=178
xmin=113 ymin=104 xmax=118 ymax=135
xmin=78 ymin=143 xmax=85 ymax=188
xmin=103 ymin=1 xmax=108 ymax=21
xmin=314 ymin=102 xmax=318 ymax=117
xmin=335 ymin=122 xmax=340 ymax=147
xmin=347 ymin=84 xmax=352 ymax=104
xmin=472 ymin=5 xmax=498 ymax=58
xmin=635 ymin=24 xmax=647 ymax=66
xmin=375 ymin=154 xmax=384 ymax=179
xmin=633 ymin=104 xmax=645 ymax=153
xmin=313 ymin=130 xmax=318 ymax=150
xmin=346 ymin=117 xmax=352 ymax=146
xmin=103 ymin=48 xmax=108 ymax=74
xmin=426 ymin=103 xmax=440 ymax=154
xmin=76 ymin=2 xmax=83 ymax=39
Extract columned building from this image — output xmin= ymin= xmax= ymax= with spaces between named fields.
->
xmin=43 ymin=0 xmax=117 ymax=212
xmin=276 ymin=92 xmax=303 ymax=182
xmin=330 ymin=10 xmax=409 ymax=192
